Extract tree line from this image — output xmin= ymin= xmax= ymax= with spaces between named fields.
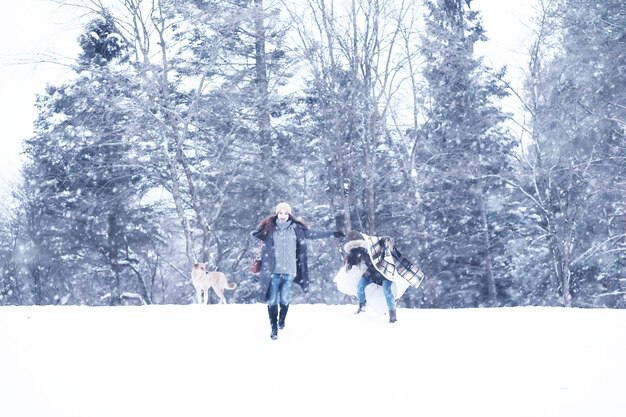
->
xmin=0 ymin=0 xmax=623 ymax=308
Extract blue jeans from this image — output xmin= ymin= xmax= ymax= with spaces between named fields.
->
xmin=357 ymin=276 xmax=396 ymax=310
xmin=267 ymin=273 xmax=295 ymax=306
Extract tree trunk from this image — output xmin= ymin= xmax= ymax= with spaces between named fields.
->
xmin=165 ymin=145 xmax=195 ymax=264
xmin=336 ymin=113 xmax=352 ymax=231
xmin=179 ymin=156 xmax=211 ymax=261
xmin=549 ymin=234 xmax=571 ymax=306
xmin=152 ymin=11 xmax=196 ymax=265
xmin=322 ymin=0 xmax=353 ymax=230
xmin=30 ymin=264 xmax=42 ymax=305
xmin=478 ymin=185 xmax=497 ymax=305
xmin=364 ymin=131 xmax=376 ymax=234
xmin=560 ymin=161 xmax=575 ymax=307
xmin=254 ymin=0 xmax=274 ymax=207
xmin=107 ymin=213 xmax=121 ymax=306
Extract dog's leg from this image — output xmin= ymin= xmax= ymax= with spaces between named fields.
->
xmin=213 ymin=286 xmax=226 ymax=304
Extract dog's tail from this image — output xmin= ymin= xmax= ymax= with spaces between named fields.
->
xmin=226 ymin=282 xmax=237 ymax=290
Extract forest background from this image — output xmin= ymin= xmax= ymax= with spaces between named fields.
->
xmin=0 ymin=0 xmax=623 ymax=309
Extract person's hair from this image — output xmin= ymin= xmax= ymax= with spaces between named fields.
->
xmin=345 ymin=246 xmax=368 ymax=270
xmin=255 ymin=214 xmax=310 ymax=239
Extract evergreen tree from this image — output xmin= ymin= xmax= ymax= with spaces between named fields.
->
xmin=418 ymin=0 xmax=514 ymax=306
xmin=0 ymin=203 xmax=22 ymax=305
xmin=22 ymin=14 xmax=166 ymax=305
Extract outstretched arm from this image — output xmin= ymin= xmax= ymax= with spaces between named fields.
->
xmin=304 ymin=229 xmax=344 ymax=240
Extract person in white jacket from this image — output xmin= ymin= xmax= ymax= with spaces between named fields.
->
xmin=334 ymin=230 xmax=426 ymax=323
xmin=343 ymin=230 xmax=397 ymax=322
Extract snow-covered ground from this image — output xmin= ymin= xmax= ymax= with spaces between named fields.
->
xmin=1 ymin=304 xmax=624 ymax=417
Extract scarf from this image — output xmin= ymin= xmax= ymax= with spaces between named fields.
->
xmin=364 ymin=234 xmax=426 ymax=289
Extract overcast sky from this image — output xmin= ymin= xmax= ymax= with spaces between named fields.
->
xmin=0 ymin=0 xmax=84 ymax=192
xmin=0 ymin=0 xmax=534 ymax=197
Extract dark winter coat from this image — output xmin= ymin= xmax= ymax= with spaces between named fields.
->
xmin=252 ymin=215 xmax=335 ymax=302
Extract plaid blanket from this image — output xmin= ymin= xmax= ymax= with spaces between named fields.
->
xmin=364 ymin=233 xmax=426 ymax=289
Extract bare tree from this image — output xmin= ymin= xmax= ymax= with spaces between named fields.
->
xmin=284 ymin=0 xmax=421 ymax=233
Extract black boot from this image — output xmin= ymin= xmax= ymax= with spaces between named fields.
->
xmin=355 ymin=301 xmax=366 ymax=314
xmin=389 ymin=309 xmax=397 ymax=323
xmin=268 ymin=305 xmax=279 ymax=340
xmin=278 ymin=303 xmax=289 ymax=330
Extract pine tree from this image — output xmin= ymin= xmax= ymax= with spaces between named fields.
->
xmin=22 ymin=14 xmax=165 ymax=305
xmin=418 ymin=0 xmax=514 ymax=306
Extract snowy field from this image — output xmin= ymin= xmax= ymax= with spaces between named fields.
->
xmin=1 ymin=304 xmax=625 ymax=417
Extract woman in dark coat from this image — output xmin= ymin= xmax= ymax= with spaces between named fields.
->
xmin=252 ymin=202 xmax=344 ymax=340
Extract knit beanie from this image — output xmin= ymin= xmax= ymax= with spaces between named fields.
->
xmin=275 ymin=202 xmax=292 ymax=215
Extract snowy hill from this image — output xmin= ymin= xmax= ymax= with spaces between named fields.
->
xmin=1 ymin=304 xmax=625 ymax=417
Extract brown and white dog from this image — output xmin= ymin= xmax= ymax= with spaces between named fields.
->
xmin=191 ymin=262 xmax=237 ymax=304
